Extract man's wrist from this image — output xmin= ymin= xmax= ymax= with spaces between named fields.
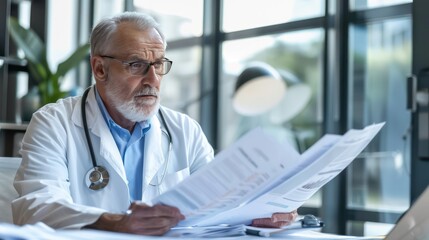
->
xmin=84 ymin=212 xmax=125 ymax=232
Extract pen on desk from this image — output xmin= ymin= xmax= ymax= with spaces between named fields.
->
xmin=245 ymin=228 xmax=270 ymax=237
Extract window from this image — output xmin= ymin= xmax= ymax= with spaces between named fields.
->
xmin=161 ymin=47 xmax=202 ymax=121
xmin=134 ymin=0 xmax=203 ymax=40
xmin=220 ymin=30 xmax=324 ymax=151
xmin=347 ymin=17 xmax=411 ymax=236
xmin=351 ymin=0 xmax=412 ymax=10
xmin=47 ymin=0 xmax=78 ymax=92
xmin=222 ymin=0 xmax=324 ymax=32
xmin=94 ymin=0 xmax=125 ymax=22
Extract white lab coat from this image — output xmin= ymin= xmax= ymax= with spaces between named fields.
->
xmin=12 ymin=87 xmax=214 ymax=229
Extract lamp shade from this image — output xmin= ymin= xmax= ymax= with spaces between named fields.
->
xmin=269 ymin=69 xmax=312 ymax=124
xmin=233 ymin=62 xmax=311 ymax=122
xmin=232 ymin=63 xmax=286 ymax=116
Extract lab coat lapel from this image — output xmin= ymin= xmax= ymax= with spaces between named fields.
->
xmin=97 ymin=120 xmax=127 ymax=181
xmin=72 ymin=88 xmax=127 ymax=183
xmin=142 ymin=115 xmax=165 ymax=190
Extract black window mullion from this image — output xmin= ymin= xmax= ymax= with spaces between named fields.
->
xmin=200 ymin=0 xmax=221 ymax=149
xmin=224 ymin=17 xmax=325 ymax=41
xmin=346 ymin=209 xmax=402 ymax=224
xmin=350 ymin=3 xmax=412 ymax=24
xmin=411 ymin=0 xmax=429 ymax=204
xmin=320 ymin=0 xmax=349 ymax=235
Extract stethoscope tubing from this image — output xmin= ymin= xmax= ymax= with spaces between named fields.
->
xmin=82 ymin=87 xmax=98 ymax=168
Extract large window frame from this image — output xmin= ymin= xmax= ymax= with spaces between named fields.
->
xmin=163 ymin=0 xmax=414 ymax=236
xmin=323 ymin=1 xmax=413 ymax=236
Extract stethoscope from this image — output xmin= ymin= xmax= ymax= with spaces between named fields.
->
xmin=81 ymin=86 xmax=172 ymax=191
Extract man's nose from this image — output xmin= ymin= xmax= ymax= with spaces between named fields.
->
xmin=142 ymin=65 xmax=161 ymax=85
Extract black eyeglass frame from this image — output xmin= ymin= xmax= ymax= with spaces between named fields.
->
xmin=99 ymin=55 xmax=173 ymax=76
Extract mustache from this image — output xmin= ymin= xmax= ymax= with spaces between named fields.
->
xmin=134 ymin=87 xmax=158 ymax=97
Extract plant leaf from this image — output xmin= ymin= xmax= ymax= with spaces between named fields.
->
xmin=8 ymin=17 xmax=51 ymax=75
xmin=27 ymin=61 xmax=44 ymax=83
xmin=55 ymin=43 xmax=90 ymax=79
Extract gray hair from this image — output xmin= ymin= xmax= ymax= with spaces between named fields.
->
xmin=90 ymin=12 xmax=166 ymax=56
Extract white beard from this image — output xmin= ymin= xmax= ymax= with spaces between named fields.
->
xmin=106 ymin=85 xmax=160 ymax=122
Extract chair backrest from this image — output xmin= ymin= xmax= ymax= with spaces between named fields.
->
xmin=0 ymin=157 xmax=21 ymax=223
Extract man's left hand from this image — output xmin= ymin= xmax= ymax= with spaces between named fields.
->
xmin=251 ymin=210 xmax=298 ymax=228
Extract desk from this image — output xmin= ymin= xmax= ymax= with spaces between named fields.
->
xmin=0 ymin=122 xmax=27 ymax=156
xmin=60 ymin=229 xmax=382 ymax=239
xmin=0 ymin=222 xmax=383 ymax=240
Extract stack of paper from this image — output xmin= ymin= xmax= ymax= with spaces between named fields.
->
xmin=166 ymin=225 xmax=246 ymax=238
xmin=153 ymin=123 xmax=385 ymax=227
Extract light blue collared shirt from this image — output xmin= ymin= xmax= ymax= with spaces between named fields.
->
xmin=95 ymin=89 xmax=150 ymax=201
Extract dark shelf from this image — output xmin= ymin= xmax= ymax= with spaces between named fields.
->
xmin=0 ymin=56 xmax=28 ymax=72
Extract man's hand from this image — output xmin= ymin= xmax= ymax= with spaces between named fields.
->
xmin=86 ymin=202 xmax=185 ymax=236
xmin=251 ymin=210 xmax=298 ymax=228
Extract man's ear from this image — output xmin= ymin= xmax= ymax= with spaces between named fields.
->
xmin=91 ymin=56 xmax=107 ymax=81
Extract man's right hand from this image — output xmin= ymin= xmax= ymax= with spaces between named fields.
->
xmin=85 ymin=202 xmax=185 ymax=236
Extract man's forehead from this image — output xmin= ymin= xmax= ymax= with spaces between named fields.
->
xmin=109 ymin=24 xmax=165 ymax=57
xmin=113 ymin=25 xmax=163 ymax=45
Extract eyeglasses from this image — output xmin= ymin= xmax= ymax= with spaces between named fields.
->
xmin=100 ymin=55 xmax=173 ymax=76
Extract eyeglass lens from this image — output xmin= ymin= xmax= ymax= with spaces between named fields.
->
xmin=128 ymin=60 xmax=172 ymax=76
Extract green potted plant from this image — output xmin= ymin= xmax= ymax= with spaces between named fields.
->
xmin=8 ymin=17 xmax=90 ymax=119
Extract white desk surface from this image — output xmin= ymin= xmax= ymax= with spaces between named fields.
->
xmin=0 ymin=222 xmax=383 ymax=240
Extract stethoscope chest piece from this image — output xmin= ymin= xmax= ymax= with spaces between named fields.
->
xmin=85 ymin=166 xmax=109 ymax=190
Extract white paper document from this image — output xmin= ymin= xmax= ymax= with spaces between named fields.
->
xmin=166 ymin=225 xmax=246 ymax=238
xmin=153 ymin=127 xmax=301 ymax=226
xmin=153 ymin=123 xmax=385 ymax=227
